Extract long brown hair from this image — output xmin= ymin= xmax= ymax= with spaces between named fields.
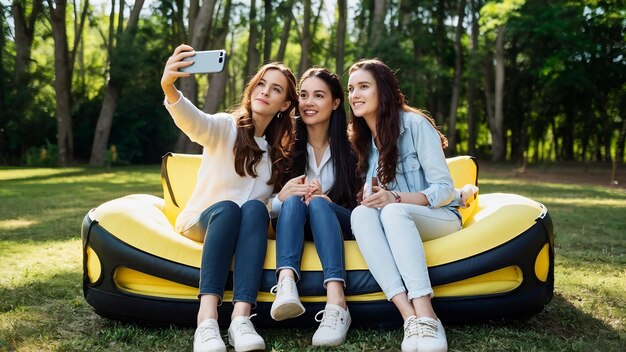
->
xmin=232 ymin=63 xmax=298 ymax=189
xmin=348 ymin=59 xmax=447 ymax=187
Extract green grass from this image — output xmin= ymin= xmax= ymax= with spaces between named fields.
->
xmin=1 ymin=164 xmax=624 ymax=351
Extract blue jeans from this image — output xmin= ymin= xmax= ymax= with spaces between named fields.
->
xmin=275 ymin=196 xmax=352 ymax=287
xmin=183 ymin=200 xmax=269 ymax=305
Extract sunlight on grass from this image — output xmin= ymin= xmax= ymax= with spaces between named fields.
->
xmin=482 ymin=177 xmax=577 ymax=188
xmin=0 ymin=239 xmax=82 ymax=288
xmin=0 ymin=219 xmax=39 ymax=231
xmin=0 ymin=167 xmax=86 ymax=181
xmin=539 ymin=197 xmax=626 ymax=207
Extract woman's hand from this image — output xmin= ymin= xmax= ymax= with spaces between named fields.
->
xmin=308 ymin=178 xmax=322 ymax=196
xmin=360 ymin=186 xmax=395 ymax=208
xmin=161 ymin=44 xmax=195 ymax=103
xmin=302 ymin=179 xmax=323 ymax=204
xmin=277 ymin=175 xmax=309 ymax=201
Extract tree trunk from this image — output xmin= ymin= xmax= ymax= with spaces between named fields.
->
xmin=202 ymin=0 xmax=231 ymax=115
xmin=48 ymin=0 xmax=74 ymax=166
xmin=371 ymin=0 xmax=386 ymax=49
xmin=12 ymin=0 xmax=42 ymax=86
xmin=492 ymin=25 xmax=506 ymax=161
xmin=246 ymin=0 xmax=260 ymax=78
xmin=90 ymin=83 xmax=121 ymax=165
xmin=335 ymin=0 xmax=347 ymax=74
xmin=296 ymin=0 xmax=325 ymax=75
xmin=446 ymin=0 xmax=466 ymax=155
xmin=190 ymin=0 xmax=216 ymax=50
xmin=263 ymin=0 xmax=272 ymax=63
xmin=89 ymin=0 xmax=145 ymax=166
xmin=297 ymin=0 xmax=312 ymax=76
xmin=617 ymin=119 xmax=626 ymax=165
xmin=433 ymin=0 xmax=447 ymax=126
xmin=483 ymin=50 xmax=495 ymax=159
xmin=597 ymin=92 xmax=613 ymax=163
xmin=467 ymin=0 xmax=479 ymax=157
xmin=69 ymin=0 xmax=89 ymax=72
xmin=611 ymin=119 xmax=626 ymax=183
xmin=275 ymin=0 xmax=294 ymax=62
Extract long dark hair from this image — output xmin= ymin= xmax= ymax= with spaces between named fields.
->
xmin=292 ymin=67 xmax=360 ymax=209
xmin=348 ymin=59 xmax=447 ymax=187
xmin=232 ymin=62 xmax=298 ymax=189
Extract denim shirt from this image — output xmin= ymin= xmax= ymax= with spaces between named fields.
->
xmin=366 ymin=110 xmax=461 ymax=216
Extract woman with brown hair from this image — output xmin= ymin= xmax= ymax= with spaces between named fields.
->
xmin=161 ymin=44 xmax=298 ymax=352
xmin=348 ymin=58 xmax=460 ymax=352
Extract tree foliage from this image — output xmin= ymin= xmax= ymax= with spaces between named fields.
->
xmin=0 ymin=0 xmax=624 ymax=165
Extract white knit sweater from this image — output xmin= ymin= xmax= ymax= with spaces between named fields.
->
xmin=165 ymin=94 xmax=272 ymax=233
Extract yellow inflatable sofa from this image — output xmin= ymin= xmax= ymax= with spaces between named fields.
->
xmin=81 ymin=154 xmax=554 ymax=327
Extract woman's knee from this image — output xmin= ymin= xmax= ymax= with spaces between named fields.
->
xmin=350 ymin=205 xmax=376 ymax=224
xmin=379 ymin=203 xmax=409 ymax=222
xmin=241 ymin=199 xmax=266 ymax=214
xmin=211 ymin=200 xmax=241 ymax=223
xmin=282 ymin=195 xmax=307 ymax=212
xmin=308 ymin=196 xmax=330 ymax=212
xmin=350 ymin=205 xmax=380 ymax=238
xmin=241 ymin=199 xmax=269 ymax=225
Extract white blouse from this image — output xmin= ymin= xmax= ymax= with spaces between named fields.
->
xmin=270 ymin=143 xmax=334 ymax=218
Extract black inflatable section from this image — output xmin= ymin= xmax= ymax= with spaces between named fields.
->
xmin=81 ymin=208 xmax=554 ymax=327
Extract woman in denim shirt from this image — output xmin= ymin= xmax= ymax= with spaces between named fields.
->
xmin=348 ymin=59 xmax=459 ymax=352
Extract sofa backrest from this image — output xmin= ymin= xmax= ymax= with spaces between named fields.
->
xmin=161 ymin=153 xmax=203 ymax=225
xmin=161 ymin=153 xmax=479 ymax=226
xmin=446 ymin=156 xmax=479 ymax=224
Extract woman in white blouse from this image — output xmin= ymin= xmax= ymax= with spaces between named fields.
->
xmin=269 ymin=68 xmax=360 ymax=347
xmin=161 ymin=44 xmax=298 ymax=352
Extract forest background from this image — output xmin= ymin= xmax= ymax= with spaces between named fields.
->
xmin=1 ymin=0 xmax=624 ymax=168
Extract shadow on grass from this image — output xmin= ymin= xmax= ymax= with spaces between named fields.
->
xmin=443 ymin=293 xmax=623 ymax=351
xmin=0 ymin=271 xmax=82 ymax=314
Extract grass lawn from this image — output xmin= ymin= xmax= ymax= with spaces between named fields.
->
xmin=1 ymin=163 xmax=624 ymax=351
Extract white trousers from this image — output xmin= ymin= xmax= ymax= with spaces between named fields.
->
xmin=351 ymin=203 xmax=462 ymax=301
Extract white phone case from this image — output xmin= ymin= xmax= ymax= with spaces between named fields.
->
xmin=180 ymin=49 xmax=227 ymax=74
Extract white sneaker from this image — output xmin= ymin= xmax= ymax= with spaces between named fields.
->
xmin=227 ymin=315 xmax=265 ymax=352
xmin=270 ymin=276 xmax=305 ymax=321
xmin=401 ymin=316 xmax=448 ymax=352
xmin=193 ymin=319 xmax=226 ymax=352
xmin=311 ymin=304 xmax=351 ymax=346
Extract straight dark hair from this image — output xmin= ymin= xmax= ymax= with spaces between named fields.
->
xmin=292 ymin=67 xmax=360 ymax=209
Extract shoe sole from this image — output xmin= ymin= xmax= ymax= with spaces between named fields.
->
xmin=311 ymin=331 xmax=348 ymax=347
xmin=193 ymin=343 xmax=226 ymax=352
xmin=311 ymin=317 xmax=351 ymax=347
xmin=270 ymin=301 xmax=306 ymax=321
xmin=228 ymin=336 xmax=265 ymax=352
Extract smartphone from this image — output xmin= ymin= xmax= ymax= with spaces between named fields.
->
xmin=180 ymin=49 xmax=227 ymax=74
